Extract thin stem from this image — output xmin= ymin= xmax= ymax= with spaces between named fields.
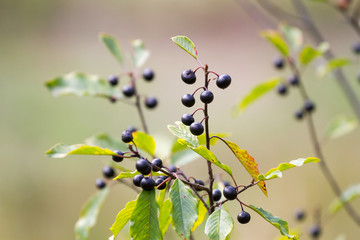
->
xmin=131 ymin=73 xmax=149 ymax=134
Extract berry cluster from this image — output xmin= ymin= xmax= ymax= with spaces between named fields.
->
xmin=293 ymin=208 xmax=322 ymax=239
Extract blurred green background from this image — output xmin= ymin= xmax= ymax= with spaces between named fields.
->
xmin=1 ymin=0 xmax=359 ymax=239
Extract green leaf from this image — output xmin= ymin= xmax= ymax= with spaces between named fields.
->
xmin=132 ymin=131 xmax=156 ymax=156
xmin=319 ymin=58 xmax=351 ymax=77
xmin=279 ymin=24 xmax=303 ymax=51
xmin=249 ymin=205 xmax=298 ymax=239
xmin=261 ymin=30 xmax=289 ymax=56
xmin=224 ymin=140 xmax=267 ymax=196
xmin=169 ymin=179 xmax=198 ymax=240
xmin=46 ymin=143 xmax=116 ymax=158
xmin=100 ymin=33 xmax=124 ymax=65
xmin=159 ymin=199 xmax=173 ymax=236
xmin=204 ymin=208 xmax=234 ymax=240
xmin=109 ymin=200 xmax=137 ymax=238
xmin=130 ymin=190 xmax=162 ymax=240
xmin=257 ymin=157 xmax=320 ymax=181
xmin=45 ymin=72 xmax=122 ymax=98
xmin=192 ymin=200 xmax=208 ymax=232
xmin=85 ymin=133 xmax=127 ymax=152
xmin=131 ymin=39 xmax=150 ymax=68
xmin=171 ymin=36 xmax=198 ymax=59
xmin=330 ymin=184 xmax=360 ymax=214
xmin=325 ymin=115 xmax=358 ymax=140
xmin=234 ymin=78 xmax=281 ymax=114
xmin=114 ymin=170 xmax=165 ymax=180
xmin=75 ymin=188 xmax=110 ymax=240
xmin=168 ymin=122 xmax=199 ymax=149
xmin=299 ymin=46 xmax=322 ymax=66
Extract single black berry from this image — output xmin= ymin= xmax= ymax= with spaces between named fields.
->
xmin=181 ymin=69 xmax=197 ymax=84
xmin=122 ymin=85 xmax=135 ymax=97
xmin=288 ymin=75 xmax=299 ymax=86
xmin=277 ymin=84 xmax=288 ymax=95
xmin=353 ymin=42 xmax=360 ymax=54
xmin=109 ymin=96 xmax=117 ymax=103
xmin=95 ymin=178 xmax=106 ymax=189
xmin=133 ymin=174 xmax=144 ymax=187
xmin=140 ymin=177 xmax=155 ymax=191
xmin=190 ymin=122 xmax=204 ymax=136
xmin=223 ymin=186 xmax=237 ymax=200
xmin=151 ymin=158 xmax=163 ymax=170
xmin=181 ymin=113 xmax=195 ymax=126
xmin=155 ymin=178 xmax=167 ymax=190
xmin=304 ymin=100 xmax=315 ymax=113
xmin=169 ymin=165 xmax=177 ymax=173
xmin=216 ymin=74 xmax=231 ymax=89
xmin=194 ymin=179 xmax=205 ymax=191
xmin=158 ymin=175 xmax=168 ymax=180
xmin=212 ymin=189 xmax=222 ymax=201
xmin=136 ymin=158 xmax=152 ymax=175
xmin=274 ymin=57 xmax=285 ymax=69
xmin=143 ymin=68 xmax=154 ymax=81
xmin=294 ymin=209 xmax=306 ymax=221
xmin=122 ymin=130 xmax=133 ymax=143
xmin=112 ymin=151 xmax=124 ymax=162
xmin=102 ymin=166 xmax=115 ymax=179
xmin=181 ymin=94 xmax=195 ymax=107
xmin=295 ymin=109 xmax=304 ymax=120
xmin=200 ymin=90 xmax=214 ymax=104
xmin=108 ymin=75 xmax=119 ymax=86
xmin=223 ymin=181 xmax=231 ymax=187
xmin=145 ymin=96 xmax=158 ymax=109
xmin=237 ymin=211 xmax=251 ymax=224
xmin=309 ymin=224 xmax=321 ymax=238
xmin=126 ymin=126 xmax=137 ymax=133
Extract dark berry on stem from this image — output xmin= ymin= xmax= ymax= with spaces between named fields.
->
xmin=223 ymin=181 xmax=231 ymax=187
xmin=136 ymin=158 xmax=151 ymax=175
xmin=295 ymin=209 xmax=306 ymax=221
xmin=223 ymin=186 xmax=237 ymax=200
xmin=200 ymin=90 xmax=214 ymax=104
xmin=169 ymin=165 xmax=177 ymax=173
xmin=194 ymin=179 xmax=205 ymax=191
xmin=181 ymin=94 xmax=195 ymax=107
xmin=181 ymin=69 xmax=197 ymax=84
xmin=158 ymin=175 xmax=168 ymax=180
xmin=108 ymin=75 xmax=119 ymax=86
xmin=109 ymin=97 xmax=117 ymax=103
xmin=289 ymin=75 xmax=299 ymax=86
xmin=309 ymin=224 xmax=321 ymax=238
xmin=216 ymin=74 xmax=231 ymax=89
xmin=95 ymin=178 xmax=106 ymax=189
xmin=274 ymin=57 xmax=285 ymax=69
xmin=181 ymin=114 xmax=195 ymax=126
xmin=143 ymin=68 xmax=154 ymax=81
xmin=122 ymin=85 xmax=135 ymax=97
xmin=122 ymin=130 xmax=133 ymax=143
xmin=145 ymin=96 xmax=158 ymax=109
xmin=237 ymin=211 xmax=251 ymax=224
xmin=277 ymin=84 xmax=288 ymax=95
xmin=133 ymin=174 xmax=144 ymax=187
xmin=102 ymin=166 xmax=115 ymax=179
xmin=151 ymin=158 xmax=163 ymax=169
xmin=212 ymin=189 xmax=222 ymax=201
xmin=140 ymin=177 xmax=155 ymax=191
xmin=295 ymin=109 xmax=304 ymax=120
xmin=155 ymin=178 xmax=167 ymax=190
xmin=190 ymin=122 xmax=204 ymax=136
xmin=353 ymin=42 xmax=360 ymax=54
xmin=112 ymin=151 xmax=124 ymax=162
xmin=304 ymin=100 xmax=315 ymax=113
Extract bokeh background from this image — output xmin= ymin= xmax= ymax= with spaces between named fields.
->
xmin=1 ymin=0 xmax=359 ymax=239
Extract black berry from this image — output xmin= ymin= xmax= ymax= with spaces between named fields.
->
xmin=169 ymin=165 xmax=177 ymax=173
xmin=288 ymin=75 xmax=299 ymax=86
xmin=194 ymin=179 xmax=205 ymax=191
xmin=200 ymin=90 xmax=214 ymax=104
xmin=122 ymin=130 xmax=133 ymax=143
xmin=295 ymin=109 xmax=304 ymax=120
xmin=216 ymin=74 xmax=231 ymax=89
xmin=102 ymin=166 xmax=115 ymax=179
xmin=181 ymin=114 xmax=195 ymax=126
xmin=223 ymin=186 xmax=237 ymax=200
xmin=304 ymin=100 xmax=315 ymax=113
xmin=95 ymin=178 xmax=106 ymax=189
xmin=212 ymin=189 xmax=222 ymax=201
xmin=309 ymin=224 xmax=321 ymax=238
xmin=155 ymin=178 xmax=167 ymax=190
xmin=237 ymin=211 xmax=251 ymax=224
xmin=181 ymin=94 xmax=195 ymax=107
xmin=277 ymin=84 xmax=288 ymax=95
xmin=136 ymin=158 xmax=151 ymax=175
xmin=190 ymin=122 xmax=204 ymax=136
xmin=143 ymin=68 xmax=154 ymax=81
xmin=274 ymin=57 xmax=285 ymax=69
xmin=122 ymin=85 xmax=135 ymax=97
xmin=181 ymin=69 xmax=196 ymax=84
xmin=109 ymin=96 xmax=117 ymax=103
xmin=353 ymin=42 xmax=360 ymax=54
xmin=133 ymin=174 xmax=144 ymax=187
xmin=108 ymin=75 xmax=119 ymax=86
xmin=294 ymin=209 xmax=306 ymax=221
xmin=223 ymin=181 xmax=231 ymax=187
xmin=140 ymin=177 xmax=155 ymax=191
xmin=151 ymin=158 xmax=163 ymax=170
xmin=112 ymin=151 xmax=124 ymax=162
xmin=145 ymin=96 xmax=158 ymax=109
